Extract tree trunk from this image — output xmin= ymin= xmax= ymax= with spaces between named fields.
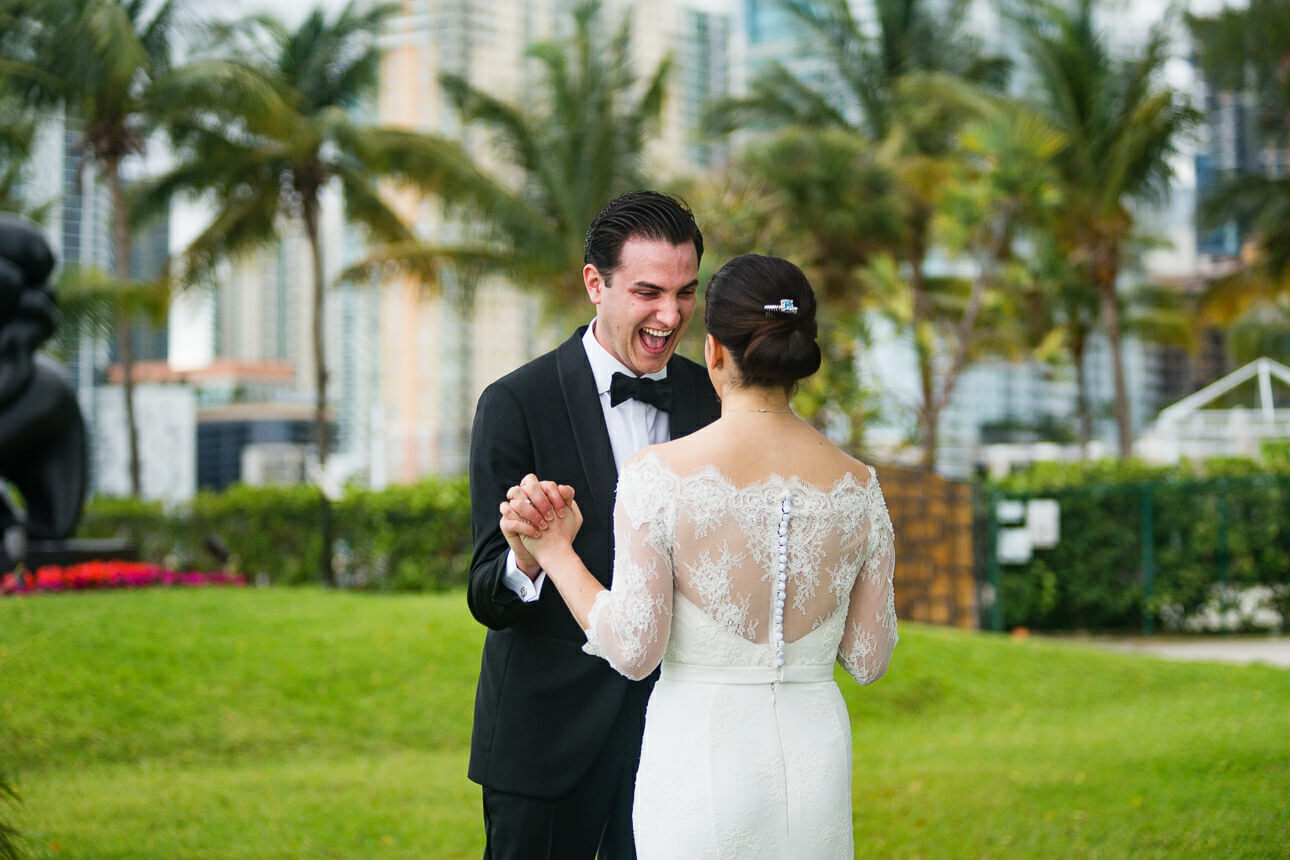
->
xmin=1071 ymin=327 xmax=1093 ymax=458
xmin=919 ymin=406 xmax=938 ymax=472
xmin=303 ymin=195 xmax=329 ymax=470
xmin=908 ymin=209 xmax=937 ymax=472
xmin=1096 ymin=246 xmax=1133 ymax=458
xmin=302 ymin=192 xmax=335 ymax=588
xmin=933 ymin=205 xmax=1013 ymax=423
xmin=107 ymin=156 xmax=142 ymax=498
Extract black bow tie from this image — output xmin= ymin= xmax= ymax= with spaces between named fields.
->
xmin=610 ymin=372 xmax=673 ymax=412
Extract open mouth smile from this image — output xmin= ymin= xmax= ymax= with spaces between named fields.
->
xmin=639 ymin=327 xmax=673 ymax=354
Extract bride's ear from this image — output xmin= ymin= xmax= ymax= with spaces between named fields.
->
xmin=704 ymin=334 xmax=723 ymax=371
xmin=705 ymin=334 xmax=727 ymax=400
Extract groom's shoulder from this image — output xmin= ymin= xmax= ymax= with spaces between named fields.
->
xmin=482 ymin=329 xmax=579 ymax=399
xmin=669 ymin=351 xmax=707 ymax=378
xmin=668 ymin=351 xmax=718 ymax=398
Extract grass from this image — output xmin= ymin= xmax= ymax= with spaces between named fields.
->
xmin=1 ymin=588 xmax=1287 ymax=859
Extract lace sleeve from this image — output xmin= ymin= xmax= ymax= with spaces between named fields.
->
xmin=838 ymin=480 xmax=898 ymax=685
xmin=582 ymin=457 xmax=676 ymax=681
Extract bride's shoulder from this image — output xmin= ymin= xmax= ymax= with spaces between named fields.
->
xmin=631 ymin=426 xmax=717 ymax=474
xmin=621 ymin=445 xmax=683 ymax=482
xmin=795 ymin=425 xmax=877 ymax=490
xmin=835 ymin=450 xmax=878 ymax=488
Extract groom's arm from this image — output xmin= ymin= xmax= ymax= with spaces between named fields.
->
xmin=467 ymin=381 xmax=544 ymax=630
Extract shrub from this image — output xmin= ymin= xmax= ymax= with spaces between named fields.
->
xmin=75 ymin=476 xmax=473 ymax=592
xmin=984 ymin=456 xmax=1290 ymax=632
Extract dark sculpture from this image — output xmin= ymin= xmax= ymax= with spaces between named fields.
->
xmin=0 ymin=214 xmax=88 ymax=570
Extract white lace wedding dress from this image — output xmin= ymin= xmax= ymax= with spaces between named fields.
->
xmin=582 ymin=453 xmax=898 ymax=859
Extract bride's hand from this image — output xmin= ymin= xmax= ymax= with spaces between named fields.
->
xmin=515 ymin=487 xmax=582 ymax=566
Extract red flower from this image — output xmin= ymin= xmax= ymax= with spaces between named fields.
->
xmin=0 ymin=560 xmax=247 ymax=595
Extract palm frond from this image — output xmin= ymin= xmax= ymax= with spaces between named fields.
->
xmin=334 ymin=164 xmax=411 ymax=246
xmin=174 ymin=184 xmax=280 ymax=287
xmin=339 ymin=240 xmax=516 ymax=289
xmin=707 ymin=62 xmax=851 ymax=135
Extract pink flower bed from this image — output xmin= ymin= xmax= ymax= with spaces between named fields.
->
xmin=1 ymin=560 xmax=247 ymax=595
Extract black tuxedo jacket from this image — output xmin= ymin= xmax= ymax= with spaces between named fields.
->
xmin=467 ymin=327 xmax=721 ymax=799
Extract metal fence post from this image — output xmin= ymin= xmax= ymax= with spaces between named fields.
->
xmin=1217 ymin=479 xmax=1230 ymax=588
xmin=986 ymin=490 xmax=1002 ymax=632
xmin=1141 ymin=485 xmax=1156 ymax=636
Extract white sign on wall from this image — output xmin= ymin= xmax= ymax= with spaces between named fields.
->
xmin=996 ymin=498 xmax=1061 ymax=564
xmin=996 ymin=500 xmax=1026 ymax=524
xmin=998 ymin=527 xmax=1034 ymax=564
xmin=1027 ymin=499 xmax=1061 ymax=549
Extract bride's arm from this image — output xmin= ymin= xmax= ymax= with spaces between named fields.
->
xmin=514 ymin=499 xmax=602 ymax=629
xmin=520 ymin=463 xmax=675 ymax=681
xmin=838 ymin=484 xmax=898 ymax=686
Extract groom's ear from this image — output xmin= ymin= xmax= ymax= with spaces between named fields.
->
xmin=584 ymin=263 xmax=607 ymax=304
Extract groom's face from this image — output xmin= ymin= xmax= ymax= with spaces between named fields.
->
xmin=584 ymin=237 xmax=699 ymax=377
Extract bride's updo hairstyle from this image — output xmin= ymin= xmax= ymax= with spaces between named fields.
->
xmin=704 ymin=254 xmax=821 ymax=389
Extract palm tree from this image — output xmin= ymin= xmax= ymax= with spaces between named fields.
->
xmin=705 ymin=0 xmax=1010 ymax=469
xmin=855 ymin=100 xmax=1067 ymax=466
xmin=0 ymin=0 xmax=191 ymax=496
xmin=0 ymin=92 xmax=39 ymax=217
xmin=1015 ymin=0 xmax=1197 ymax=457
xmin=690 ymin=126 xmax=905 ymax=449
xmin=1026 ymin=234 xmax=1102 ymax=451
xmin=349 ymin=0 xmax=671 ymax=317
xmin=707 ymin=0 xmax=1008 ymax=142
xmin=137 ymin=1 xmax=488 ymax=481
xmin=1185 ymin=3 xmax=1290 ymax=362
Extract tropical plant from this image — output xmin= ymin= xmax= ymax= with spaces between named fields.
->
xmin=137 ymin=1 xmax=487 ymax=484
xmin=347 ymin=0 xmax=672 ymax=318
xmin=1226 ymin=300 xmax=1290 ymax=366
xmin=691 ymin=127 xmax=904 ymax=448
xmin=903 ymin=101 xmax=1067 ymax=467
xmin=1014 ymin=0 xmax=1198 ymax=457
xmin=0 ymin=0 xmax=199 ymax=497
xmin=1187 ymin=1 xmax=1290 ymax=326
xmin=45 ymin=265 xmax=171 ymax=376
xmin=0 ymin=92 xmax=40 ymax=218
xmin=707 ymin=0 xmax=1009 ymax=143
xmin=705 ymin=0 xmax=1012 ymax=469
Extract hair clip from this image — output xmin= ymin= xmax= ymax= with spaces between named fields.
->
xmin=763 ymin=299 xmax=798 ymax=315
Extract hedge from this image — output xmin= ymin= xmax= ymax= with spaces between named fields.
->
xmin=982 ymin=444 xmax=1290 ymax=632
xmin=76 ymin=477 xmax=473 ymax=592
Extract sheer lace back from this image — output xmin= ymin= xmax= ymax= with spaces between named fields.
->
xmin=583 ymin=452 xmax=898 ymax=685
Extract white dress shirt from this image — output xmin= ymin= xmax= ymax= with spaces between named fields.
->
xmin=502 ymin=320 xmax=671 ymax=602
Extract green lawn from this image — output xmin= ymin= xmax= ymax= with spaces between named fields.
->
xmin=1 ymin=588 xmax=1287 ymax=859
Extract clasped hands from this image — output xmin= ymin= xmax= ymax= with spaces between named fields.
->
xmin=499 ymin=473 xmax=583 ymax=577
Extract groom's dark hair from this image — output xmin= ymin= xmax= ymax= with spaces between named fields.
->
xmin=584 ymin=191 xmax=703 ymax=283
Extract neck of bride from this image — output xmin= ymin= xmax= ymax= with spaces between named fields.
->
xmin=721 ymin=385 xmax=793 ymax=415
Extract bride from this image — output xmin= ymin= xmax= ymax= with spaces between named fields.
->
xmin=514 ymin=253 xmax=898 ymax=858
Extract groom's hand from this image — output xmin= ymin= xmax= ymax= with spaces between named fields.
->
xmin=500 ymin=475 xmax=574 ymax=578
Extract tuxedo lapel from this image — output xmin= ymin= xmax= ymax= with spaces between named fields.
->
xmin=557 ymin=329 xmax=618 ymax=533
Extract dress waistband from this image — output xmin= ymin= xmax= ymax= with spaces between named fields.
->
xmin=660 ymin=662 xmax=834 ymax=685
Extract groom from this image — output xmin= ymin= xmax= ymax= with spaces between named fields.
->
xmin=467 ymin=191 xmax=720 ymax=858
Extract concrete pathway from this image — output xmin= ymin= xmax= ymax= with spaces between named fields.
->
xmin=1072 ymin=635 xmax=1290 ymax=669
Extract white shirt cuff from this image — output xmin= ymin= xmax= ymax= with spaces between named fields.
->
xmin=503 ymin=548 xmax=546 ymax=603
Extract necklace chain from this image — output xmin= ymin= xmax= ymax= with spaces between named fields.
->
xmin=726 ymin=408 xmax=794 ymax=414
